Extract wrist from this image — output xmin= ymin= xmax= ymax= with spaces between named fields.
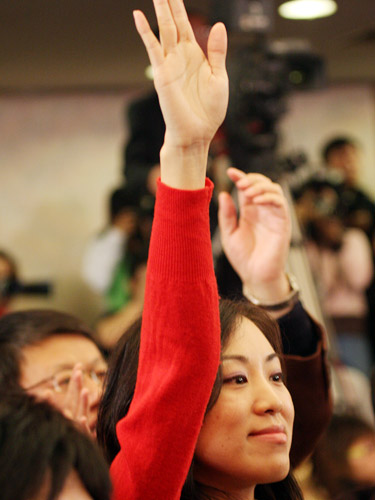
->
xmin=160 ymin=142 xmax=210 ymax=190
xmin=242 ymin=273 xmax=291 ymax=303
xmin=243 ymin=273 xmax=300 ymax=313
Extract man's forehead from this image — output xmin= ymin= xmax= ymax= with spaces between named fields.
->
xmin=21 ymin=333 xmax=102 ymax=369
xmin=19 ymin=333 xmax=106 ymax=387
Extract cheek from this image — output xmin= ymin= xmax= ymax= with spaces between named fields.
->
xmin=196 ymin=396 xmax=246 ymax=457
xmin=26 ymin=386 xmax=66 ymax=411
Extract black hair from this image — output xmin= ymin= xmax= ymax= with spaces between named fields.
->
xmin=322 ymin=136 xmax=356 ymax=162
xmin=0 ymin=309 xmax=98 ymax=392
xmin=97 ymin=299 xmax=303 ymax=500
xmin=0 ymin=392 xmax=111 ymax=500
xmin=109 ymin=185 xmax=141 ymax=222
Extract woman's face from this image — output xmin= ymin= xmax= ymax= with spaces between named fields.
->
xmin=194 ymin=316 xmax=294 ymax=495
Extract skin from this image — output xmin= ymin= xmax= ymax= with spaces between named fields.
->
xmin=195 ymin=317 xmax=294 ymax=500
xmin=133 ymin=0 xmax=228 ymax=190
xmin=0 ymin=256 xmax=12 ymax=280
xmin=327 ymin=144 xmax=360 ymax=186
xmin=347 ymin=433 xmax=375 ymax=487
xmin=19 ymin=334 xmax=107 ymax=436
xmin=219 ymin=170 xmax=293 ymax=318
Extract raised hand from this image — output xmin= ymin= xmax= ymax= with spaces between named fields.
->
xmin=133 ymin=0 xmax=228 ymax=189
xmin=218 ymin=168 xmax=292 ymax=303
xmin=43 ymin=364 xmax=92 ymax=437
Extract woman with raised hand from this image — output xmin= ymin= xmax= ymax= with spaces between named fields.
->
xmin=109 ymin=0 xmax=227 ymax=498
xmin=218 ymin=169 xmax=332 ymax=467
xmin=105 ymin=1 xmax=304 ymax=499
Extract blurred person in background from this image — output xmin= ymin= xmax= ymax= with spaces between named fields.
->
xmin=82 ymin=185 xmax=151 ymax=351
xmin=0 ymin=392 xmax=111 ymax=500
xmin=295 ymin=136 xmax=375 ymax=359
xmin=310 ymin=413 xmax=375 ymax=500
xmin=0 ymin=309 xmax=107 ymax=437
xmin=295 ymin=182 xmax=374 ymax=377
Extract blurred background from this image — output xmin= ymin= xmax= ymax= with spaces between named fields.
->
xmin=1 ymin=0 xmax=375 ymax=323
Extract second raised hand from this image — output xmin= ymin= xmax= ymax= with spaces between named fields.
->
xmin=133 ymin=0 xmax=228 ymax=150
xmin=218 ymin=168 xmax=292 ymax=295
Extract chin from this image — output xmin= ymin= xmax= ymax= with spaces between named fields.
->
xmin=266 ymin=460 xmax=290 ymax=483
xmin=260 ymin=460 xmax=290 ymax=484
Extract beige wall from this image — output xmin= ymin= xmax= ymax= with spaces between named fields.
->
xmin=0 ymin=93 xmax=134 ymax=324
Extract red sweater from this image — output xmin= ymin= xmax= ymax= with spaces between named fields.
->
xmin=110 ymin=179 xmax=221 ymax=500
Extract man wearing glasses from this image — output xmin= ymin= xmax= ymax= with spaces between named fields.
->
xmin=0 ymin=309 xmax=107 ymax=437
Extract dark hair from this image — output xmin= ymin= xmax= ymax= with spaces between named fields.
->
xmin=97 ymin=299 xmax=303 ymax=500
xmin=311 ymin=413 xmax=375 ymax=497
xmin=322 ymin=136 xmax=356 ymax=162
xmin=109 ymin=185 xmax=141 ymax=222
xmin=0 ymin=392 xmax=112 ymax=500
xmin=0 ymin=309 xmax=98 ymax=392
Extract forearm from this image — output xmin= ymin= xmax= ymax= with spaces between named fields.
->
xmin=286 ymin=318 xmax=332 ymax=467
xmin=112 ymin=180 xmax=221 ymax=500
xmin=160 ymin=141 xmax=210 ymax=190
xmin=277 ymin=301 xmax=319 ymax=356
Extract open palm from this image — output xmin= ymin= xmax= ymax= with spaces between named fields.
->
xmin=134 ymin=0 xmax=228 ymax=148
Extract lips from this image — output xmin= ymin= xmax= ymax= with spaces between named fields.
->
xmin=249 ymin=425 xmax=287 ymax=444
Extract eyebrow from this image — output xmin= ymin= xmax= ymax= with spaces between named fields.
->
xmin=221 ymin=353 xmax=280 ymax=364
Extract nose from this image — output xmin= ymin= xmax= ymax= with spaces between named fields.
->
xmin=252 ymin=377 xmax=284 ymax=415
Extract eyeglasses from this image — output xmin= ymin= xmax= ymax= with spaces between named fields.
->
xmin=25 ymin=367 xmax=107 ymax=394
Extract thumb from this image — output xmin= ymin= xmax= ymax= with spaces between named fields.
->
xmin=207 ymin=22 xmax=227 ymax=77
xmin=218 ymin=191 xmax=238 ymax=240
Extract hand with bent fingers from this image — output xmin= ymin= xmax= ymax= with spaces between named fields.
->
xmin=44 ymin=363 xmax=92 ymax=436
xmin=219 ymin=168 xmax=292 ymax=303
xmin=133 ymin=0 xmax=228 ymax=189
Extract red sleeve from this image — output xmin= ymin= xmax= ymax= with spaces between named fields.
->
xmin=110 ymin=179 xmax=221 ymax=500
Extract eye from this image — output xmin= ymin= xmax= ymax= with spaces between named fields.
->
xmin=270 ymin=372 xmax=284 ymax=383
xmin=57 ymin=377 xmax=71 ymax=387
xmin=224 ymin=374 xmax=248 ymax=385
xmin=95 ymin=370 xmax=107 ymax=382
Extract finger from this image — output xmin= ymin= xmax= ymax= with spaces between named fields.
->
xmin=78 ymin=416 xmax=91 ymax=436
xmin=226 ymin=167 xmax=246 ymax=183
xmin=64 ymin=364 xmax=83 ymax=417
xmin=251 ymin=192 xmax=287 ymax=208
xmin=235 ymin=173 xmax=275 ymax=190
xmin=168 ymin=0 xmax=194 ymax=41
xmin=133 ymin=10 xmax=164 ymax=67
xmin=218 ymin=191 xmax=238 ymax=237
xmin=77 ymin=388 xmax=89 ymax=421
xmin=207 ymin=22 xmax=227 ymax=76
xmin=240 ymin=181 xmax=284 ymax=200
xmin=152 ymin=0 xmax=177 ymax=51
